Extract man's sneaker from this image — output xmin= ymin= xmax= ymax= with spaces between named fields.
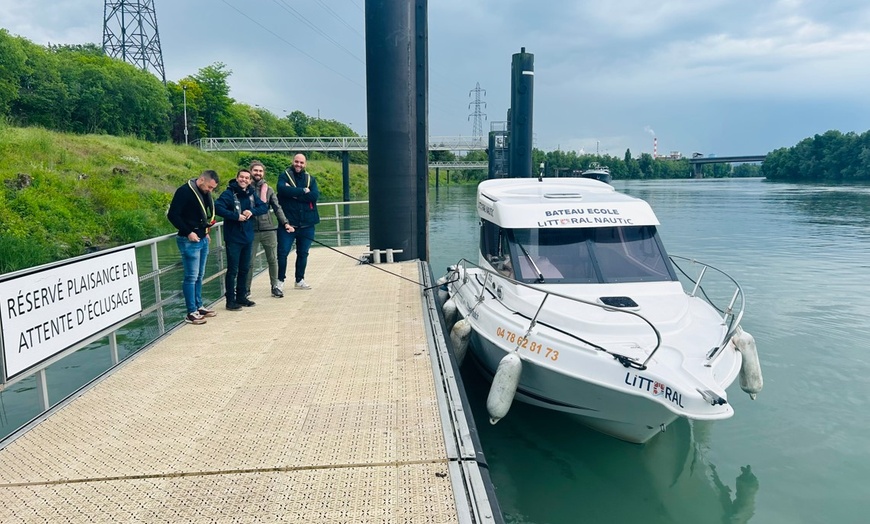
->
xmin=271 ymin=286 xmax=284 ymax=298
xmin=238 ymin=298 xmax=256 ymax=307
xmin=198 ymin=307 xmax=217 ymax=318
xmin=295 ymin=279 xmax=312 ymax=290
xmin=226 ymin=302 xmax=242 ymax=311
xmin=276 ymin=280 xmax=285 ymax=292
xmin=185 ymin=312 xmax=207 ymax=325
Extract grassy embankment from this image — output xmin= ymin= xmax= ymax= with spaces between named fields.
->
xmin=0 ymin=125 xmax=371 ymax=274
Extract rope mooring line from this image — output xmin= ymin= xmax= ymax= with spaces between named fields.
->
xmin=310 ymin=238 xmax=455 ymax=291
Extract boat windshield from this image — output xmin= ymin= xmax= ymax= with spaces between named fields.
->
xmin=484 ymin=223 xmax=676 ymax=284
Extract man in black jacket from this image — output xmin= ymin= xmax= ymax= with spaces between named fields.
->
xmin=276 ymin=154 xmax=320 ymax=291
xmin=167 ymin=170 xmax=219 ymax=325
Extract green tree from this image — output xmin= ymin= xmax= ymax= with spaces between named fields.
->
xmin=7 ymin=36 xmax=68 ymax=129
xmin=287 ymin=110 xmax=312 ymax=136
xmin=193 ymin=63 xmax=234 ymax=137
xmin=637 ymin=153 xmax=654 ymax=178
xmin=52 ymin=49 xmax=169 ymax=139
xmin=0 ymin=30 xmax=26 ymax=113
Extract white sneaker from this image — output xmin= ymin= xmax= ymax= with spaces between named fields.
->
xmin=185 ymin=312 xmax=207 ymax=325
xmin=276 ymin=280 xmax=284 ymax=292
xmin=294 ymin=279 xmax=311 ymax=290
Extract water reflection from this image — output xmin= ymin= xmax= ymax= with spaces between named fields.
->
xmin=761 ymin=183 xmax=870 ymax=234
xmin=461 ymin=360 xmax=759 ymax=524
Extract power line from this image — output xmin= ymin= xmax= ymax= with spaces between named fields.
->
xmin=218 ymin=0 xmax=363 ymax=87
xmin=273 ymin=0 xmax=364 ymax=64
xmin=316 ymin=0 xmax=364 ymax=39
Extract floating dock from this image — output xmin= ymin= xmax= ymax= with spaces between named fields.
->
xmin=0 ymin=246 xmax=499 ymax=523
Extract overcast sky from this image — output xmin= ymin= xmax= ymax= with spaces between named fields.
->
xmin=4 ymin=0 xmax=870 ymax=157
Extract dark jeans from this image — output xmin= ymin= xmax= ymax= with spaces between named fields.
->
xmin=277 ymin=226 xmax=315 ymax=282
xmin=225 ymin=240 xmax=252 ymax=304
xmin=176 ymin=236 xmax=209 ymax=314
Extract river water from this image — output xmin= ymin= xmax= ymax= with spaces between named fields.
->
xmin=2 ymin=178 xmax=867 ymax=522
xmin=429 ymin=178 xmax=870 ymax=524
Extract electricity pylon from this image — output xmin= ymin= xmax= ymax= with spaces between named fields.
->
xmin=102 ymin=0 xmax=166 ymax=83
xmin=468 ymin=82 xmax=487 ymax=139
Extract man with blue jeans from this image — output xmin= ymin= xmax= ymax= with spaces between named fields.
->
xmin=167 ymin=170 xmax=219 ymax=325
xmin=277 ymin=154 xmax=320 ymax=291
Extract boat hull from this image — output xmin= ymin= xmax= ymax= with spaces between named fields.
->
xmin=469 ymin=330 xmax=679 ymax=443
xmin=446 ymin=267 xmax=742 ymax=444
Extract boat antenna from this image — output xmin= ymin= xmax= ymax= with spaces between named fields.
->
xmin=538 ymin=162 xmax=544 ymax=182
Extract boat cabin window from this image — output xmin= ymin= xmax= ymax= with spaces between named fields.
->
xmin=482 ymin=220 xmax=676 ymax=284
xmin=587 ymin=226 xmax=675 ymax=283
xmin=480 ymin=220 xmax=514 ymax=277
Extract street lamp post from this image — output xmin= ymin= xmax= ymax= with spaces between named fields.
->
xmin=182 ymin=85 xmax=189 ymax=145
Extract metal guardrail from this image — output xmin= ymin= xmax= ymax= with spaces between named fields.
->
xmin=430 ymin=161 xmax=488 ymax=170
xmin=448 ymin=258 xmax=663 ymax=369
xmin=0 ymin=201 xmax=369 ymax=444
xmin=197 ymin=136 xmax=488 ymax=152
xmin=447 ymin=254 xmax=744 ymax=370
xmin=669 ymin=255 xmax=745 ymax=355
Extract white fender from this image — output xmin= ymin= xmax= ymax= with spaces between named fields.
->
xmin=486 ymin=352 xmax=523 ymax=424
xmin=450 ymin=318 xmax=472 ymax=364
xmin=442 ymin=298 xmax=458 ymax=331
xmin=435 ymin=275 xmax=448 ymax=287
xmin=731 ymin=326 xmax=763 ymax=399
xmin=437 ymin=287 xmax=449 ymax=306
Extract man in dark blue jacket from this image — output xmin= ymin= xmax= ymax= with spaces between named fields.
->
xmin=215 ymin=169 xmax=269 ymax=310
xmin=276 ymin=154 xmax=320 ymax=290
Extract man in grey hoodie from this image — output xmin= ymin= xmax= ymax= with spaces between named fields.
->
xmin=246 ymin=160 xmax=294 ymax=298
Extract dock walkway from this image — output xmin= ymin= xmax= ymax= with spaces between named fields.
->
xmin=0 ymin=246 xmax=490 ymax=522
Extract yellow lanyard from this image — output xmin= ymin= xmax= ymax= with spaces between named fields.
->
xmin=188 ymin=180 xmax=215 ymax=225
xmin=285 ymin=171 xmax=311 ymax=188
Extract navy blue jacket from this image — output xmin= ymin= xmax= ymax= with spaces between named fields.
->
xmin=215 ymin=180 xmax=269 ymax=244
xmin=277 ymin=168 xmax=321 ymax=228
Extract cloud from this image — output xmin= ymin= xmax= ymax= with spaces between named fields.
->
xmin=2 ymin=0 xmax=870 ymax=156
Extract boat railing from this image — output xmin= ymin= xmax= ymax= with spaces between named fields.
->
xmin=449 ymin=258 xmax=662 ymax=370
xmin=668 ymin=255 xmax=745 ymax=360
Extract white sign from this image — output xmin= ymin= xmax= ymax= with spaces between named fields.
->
xmin=1 ymin=248 xmax=142 ymax=382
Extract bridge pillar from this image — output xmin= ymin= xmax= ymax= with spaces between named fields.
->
xmin=435 ymin=167 xmax=439 ymax=190
xmin=693 ymin=163 xmax=702 ymax=179
xmin=342 ymin=151 xmax=351 ymax=235
xmin=341 ymin=151 xmax=350 ymax=201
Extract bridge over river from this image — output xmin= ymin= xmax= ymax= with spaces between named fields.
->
xmin=689 ymin=154 xmax=766 ymax=178
xmin=198 ymin=137 xmax=765 ymax=179
xmin=198 ymin=136 xmax=487 ymax=152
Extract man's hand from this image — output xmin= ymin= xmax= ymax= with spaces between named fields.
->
xmin=187 ymin=232 xmax=201 ymax=242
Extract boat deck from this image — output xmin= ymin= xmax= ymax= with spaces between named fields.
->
xmin=0 ymin=246 xmax=490 ymax=522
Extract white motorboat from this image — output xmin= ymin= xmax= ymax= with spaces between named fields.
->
xmin=579 ymin=162 xmax=612 ymax=184
xmin=440 ymin=177 xmax=762 ymax=444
